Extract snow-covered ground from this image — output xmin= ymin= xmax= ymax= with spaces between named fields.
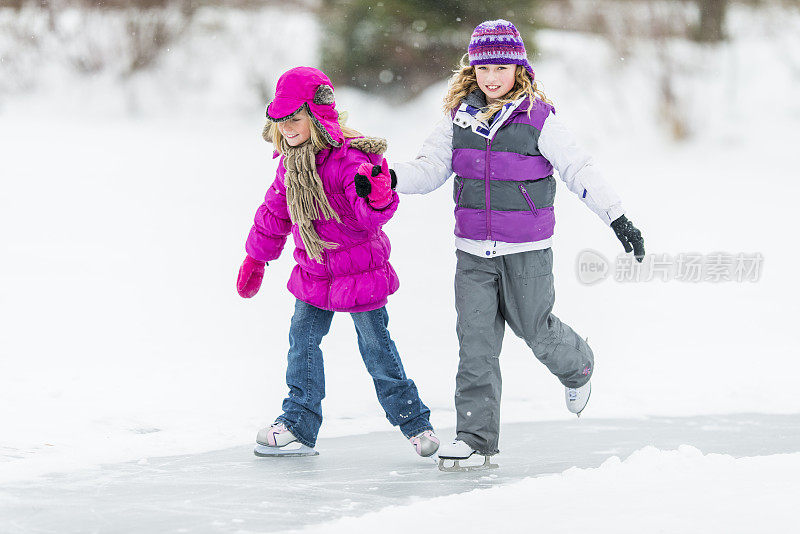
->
xmin=1 ymin=2 xmax=800 ymax=532
xmin=296 ymin=446 xmax=800 ymax=534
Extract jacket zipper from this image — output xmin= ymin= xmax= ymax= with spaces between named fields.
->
xmin=455 ymin=178 xmax=465 ymax=206
xmin=323 ymin=249 xmax=333 ymax=309
xmin=485 ymin=138 xmax=493 ymax=240
xmin=518 ymin=183 xmax=538 ymax=215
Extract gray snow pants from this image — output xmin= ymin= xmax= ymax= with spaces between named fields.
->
xmin=454 ymin=248 xmax=594 ymax=455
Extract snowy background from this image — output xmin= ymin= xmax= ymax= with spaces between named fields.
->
xmin=2 ymin=0 xmax=800 ymax=531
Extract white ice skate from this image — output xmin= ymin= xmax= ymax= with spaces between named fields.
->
xmin=437 ymin=439 xmax=498 ymax=472
xmin=566 ymin=380 xmax=591 ymax=417
xmin=254 ymin=422 xmax=318 ymax=457
xmin=409 ymin=430 xmax=440 ymax=457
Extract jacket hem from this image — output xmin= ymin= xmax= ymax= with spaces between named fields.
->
xmin=293 ymin=295 xmax=389 ymax=314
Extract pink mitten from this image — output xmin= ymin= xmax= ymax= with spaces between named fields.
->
xmin=354 ymin=160 xmax=393 ymax=209
xmin=236 ymin=255 xmax=265 ymax=298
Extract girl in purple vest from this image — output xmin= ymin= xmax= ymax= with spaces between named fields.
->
xmin=392 ymin=20 xmax=645 ymax=469
xmin=237 ymin=67 xmax=439 ymax=459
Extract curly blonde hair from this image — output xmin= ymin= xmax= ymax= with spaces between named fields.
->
xmin=443 ymin=55 xmax=553 ymax=121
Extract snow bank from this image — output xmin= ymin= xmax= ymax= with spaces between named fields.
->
xmin=292 ymin=446 xmax=799 ymax=534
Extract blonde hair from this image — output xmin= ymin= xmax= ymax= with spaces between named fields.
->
xmin=443 ymin=54 xmax=553 ymax=122
xmin=265 ymin=108 xmax=362 ymax=154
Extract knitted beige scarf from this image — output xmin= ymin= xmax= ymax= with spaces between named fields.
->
xmin=280 ymin=139 xmax=340 ymax=261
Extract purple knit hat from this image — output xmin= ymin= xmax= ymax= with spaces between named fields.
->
xmin=468 ymin=19 xmax=534 ymax=80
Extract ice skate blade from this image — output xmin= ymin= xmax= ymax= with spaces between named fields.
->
xmin=438 ymin=455 xmax=498 ymax=472
xmin=254 ymin=442 xmax=319 ymax=457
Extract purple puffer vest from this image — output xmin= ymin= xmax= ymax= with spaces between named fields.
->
xmin=245 ymin=138 xmax=400 ymax=313
xmin=452 ymin=91 xmax=556 ymax=243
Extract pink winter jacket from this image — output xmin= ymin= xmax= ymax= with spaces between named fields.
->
xmin=245 ymin=138 xmax=400 ymax=313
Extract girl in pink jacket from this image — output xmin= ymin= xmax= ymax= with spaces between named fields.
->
xmin=237 ymin=67 xmax=438 ymax=458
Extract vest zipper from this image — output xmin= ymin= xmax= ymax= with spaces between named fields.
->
xmin=485 ymin=138 xmax=493 ymax=240
xmin=518 ymin=183 xmax=538 ymax=215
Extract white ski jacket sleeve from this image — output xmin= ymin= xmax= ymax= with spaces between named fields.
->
xmin=392 ymin=116 xmax=454 ymax=194
xmin=538 ymin=115 xmax=625 ymax=225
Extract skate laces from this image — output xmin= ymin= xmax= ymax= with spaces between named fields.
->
xmin=266 ymin=422 xmax=289 ymax=446
xmin=409 ymin=430 xmax=440 ymax=457
xmin=568 ymin=388 xmax=578 ymax=401
xmin=410 ymin=430 xmax=436 ymax=444
xmin=270 ymin=422 xmax=287 ymax=433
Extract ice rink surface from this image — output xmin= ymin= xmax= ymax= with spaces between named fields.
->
xmin=2 ymin=413 xmax=799 ymax=533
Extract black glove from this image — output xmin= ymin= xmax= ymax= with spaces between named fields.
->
xmin=354 ymin=164 xmax=380 ymax=198
xmin=611 ymin=215 xmax=645 ymax=262
xmin=355 ymin=166 xmax=398 ymax=199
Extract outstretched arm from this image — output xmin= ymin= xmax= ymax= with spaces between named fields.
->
xmin=539 ymin=115 xmax=644 ymax=261
xmin=392 ymin=116 xmax=454 ymax=194
xmin=538 ymin=114 xmax=625 ymax=225
xmin=343 ymin=154 xmax=399 ymax=230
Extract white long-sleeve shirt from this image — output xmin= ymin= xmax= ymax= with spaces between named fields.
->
xmin=393 ymin=111 xmax=625 ymax=258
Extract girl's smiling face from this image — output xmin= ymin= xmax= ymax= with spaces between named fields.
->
xmin=475 ymin=64 xmax=516 ymax=103
xmin=278 ymin=109 xmax=312 ymax=146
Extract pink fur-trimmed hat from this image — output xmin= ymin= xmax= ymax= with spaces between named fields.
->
xmin=266 ymin=66 xmax=343 ymax=147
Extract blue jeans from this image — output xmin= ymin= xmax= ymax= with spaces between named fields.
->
xmin=276 ymin=300 xmax=433 ymax=448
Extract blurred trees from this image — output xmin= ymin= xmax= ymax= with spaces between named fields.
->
xmin=537 ymin=0 xmax=735 ymax=43
xmin=0 ymin=0 xmax=287 ymax=8
xmin=534 ymin=0 xmax=734 ymax=140
xmin=695 ymin=0 xmax=728 ymax=41
xmin=317 ymin=0 xmax=539 ymax=99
